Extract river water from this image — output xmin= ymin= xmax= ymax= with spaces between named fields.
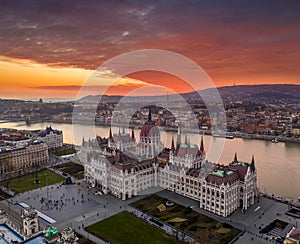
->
xmin=1 ymin=121 xmax=299 ymax=200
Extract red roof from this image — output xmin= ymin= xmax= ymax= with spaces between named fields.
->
xmin=206 ymin=170 xmax=239 ymax=185
xmin=228 ymin=162 xmax=250 ymax=181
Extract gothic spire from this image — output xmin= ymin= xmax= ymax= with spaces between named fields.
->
xmin=176 ymin=125 xmax=181 ymax=147
xmin=200 ymin=135 xmax=204 ymax=152
xmin=171 ymin=135 xmax=175 ymax=151
xmin=234 ymin=152 xmax=238 ymax=162
xmin=109 ymin=125 xmax=113 ymax=139
xmin=250 ymin=155 xmax=255 ymax=172
xmin=148 ymin=107 xmax=152 ymax=121
xmin=131 ymin=127 xmax=135 ymax=140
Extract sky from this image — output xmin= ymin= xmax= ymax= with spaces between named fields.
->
xmin=0 ymin=0 xmax=299 ymax=99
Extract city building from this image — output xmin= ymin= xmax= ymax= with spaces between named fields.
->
xmin=22 ymin=206 xmax=39 ymax=238
xmin=284 ymin=227 xmax=300 ymax=244
xmin=60 ymin=227 xmax=78 ymax=244
xmin=27 ymin=126 xmax=63 ymax=149
xmin=0 ymin=141 xmax=48 ymax=175
xmin=82 ymin=114 xmax=259 ymax=217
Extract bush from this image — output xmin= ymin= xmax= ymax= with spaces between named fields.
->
xmin=183 ymin=207 xmax=192 ymax=216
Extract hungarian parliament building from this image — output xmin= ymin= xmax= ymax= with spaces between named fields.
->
xmin=81 ymin=112 xmax=258 ymax=217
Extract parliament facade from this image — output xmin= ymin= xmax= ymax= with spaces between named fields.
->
xmin=82 ymin=112 xmax=258 ymax=217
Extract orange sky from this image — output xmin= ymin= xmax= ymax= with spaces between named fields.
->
xmin=0 ymin=1 xmax=299 ymax=99
xmin=0 ymin=56 xmax=299 ymax=100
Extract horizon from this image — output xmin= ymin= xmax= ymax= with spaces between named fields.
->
xmin=1 ymin=83 xmax=299 ymax=102
xmin=0 ymin=1 xmax=299 ymax=99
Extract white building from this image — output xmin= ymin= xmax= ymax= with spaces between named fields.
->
xmin=31 ymin=126 xmax=63 ymax=149
xmin=83 ymin=115 xmax=258 ymax=217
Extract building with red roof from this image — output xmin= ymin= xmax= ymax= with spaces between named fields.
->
xmin=82 ymin=109 xmax=258 ymax=217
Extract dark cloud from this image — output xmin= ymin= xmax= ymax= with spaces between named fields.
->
xmin=0 ymin=0 xmax=299 ymax=79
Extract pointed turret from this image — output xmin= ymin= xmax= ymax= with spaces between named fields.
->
xmin=109 ymin=126 xmax=113 ymax=139
xmin=176 ymin=125 xmax=181 ymax=148
xmin=250 ymin=155 xmax=256 ymax=172
xmin=148 ymin=107 xmax=152 ymax=121
xmin=200 ymin=135 xmax=204 ymax=152
xmin=234 ymin=152 xmax=238 ymax=162
xmin=131 ymin=127 xmax=135 ymax=141
xmin=171 ymin=135 xmax=175 ymax=151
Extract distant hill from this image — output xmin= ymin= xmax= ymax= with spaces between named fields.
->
xmin=78 ymin=84 xmax=300 ymax=104
xmin=182 ymin=84 xmax=300 ymax=104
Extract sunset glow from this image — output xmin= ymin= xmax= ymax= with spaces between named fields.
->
xmin=0 ymin=1 xmax=299 ymax=99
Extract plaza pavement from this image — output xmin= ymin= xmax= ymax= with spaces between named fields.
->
xmin=1 ymin=181 xmax=299 ymax=244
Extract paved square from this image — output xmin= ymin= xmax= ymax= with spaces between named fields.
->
xmin=11 ymin=183 xmax=99 ymax=223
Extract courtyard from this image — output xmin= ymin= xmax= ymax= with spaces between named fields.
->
xmin=131 ymin=194 xmax=241 ymax=243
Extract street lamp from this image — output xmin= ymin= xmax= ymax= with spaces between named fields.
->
xmin=45 ymin=173 xmax=49 ymax=210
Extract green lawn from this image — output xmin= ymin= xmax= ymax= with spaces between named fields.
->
xmin=52 ymin=148 xmax=76 ymax=156
xmin=131 ymin=195 xmax=241 ymax=244
xmin=85 ymin=211 xmax=178 ymax=244
xmin=54 ymin=162 xmax=84 ymax=179
xmin=2 ymin=169 xmax=64 ymax=193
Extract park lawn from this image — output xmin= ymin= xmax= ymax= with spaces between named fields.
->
xmin=54 ymin=162 xmax=84 ymax=179
xmin=85 ymin=211 xmax=178 ymax=244
xmin=3 ymin=169 xmax=64 ymax=193
xmin=52 ymin=148 xmax=76 ymax=156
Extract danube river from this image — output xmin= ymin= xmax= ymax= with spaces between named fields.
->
xmin=1 ymin=121 xmax=299 ymax=200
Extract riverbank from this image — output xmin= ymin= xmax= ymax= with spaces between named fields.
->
xmin=1 ymin=119 xmax=300 ymax=201
xmin=2 ymin=119 xmax=299 ymax=144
